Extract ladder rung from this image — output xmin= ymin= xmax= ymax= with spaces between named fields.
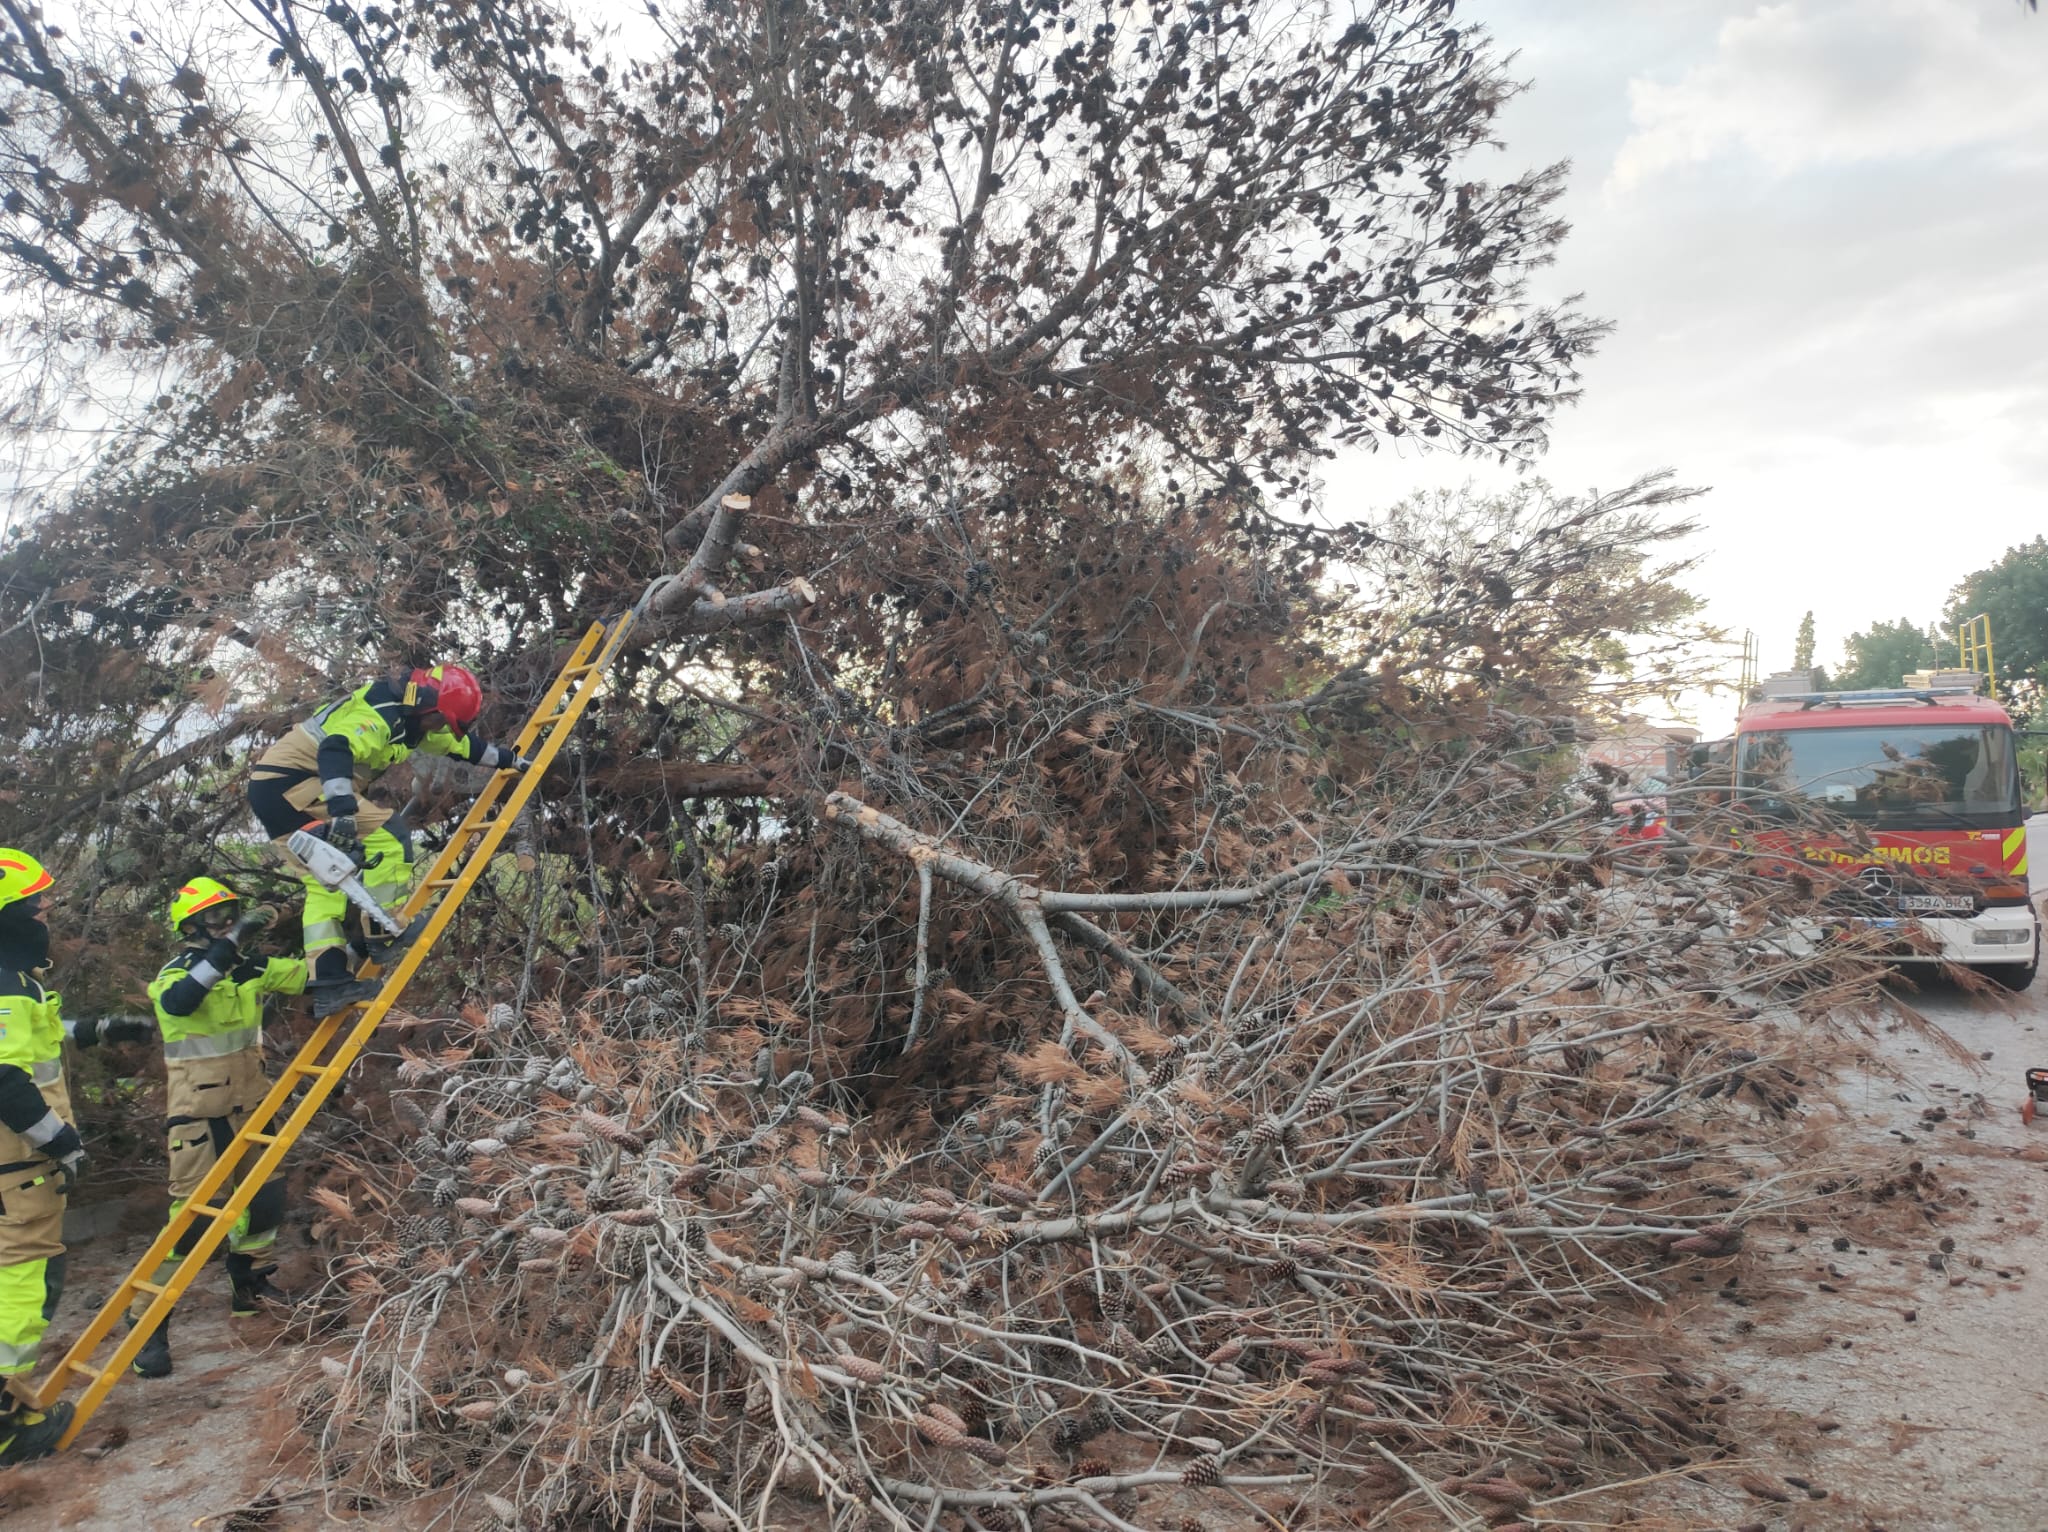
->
xmin=241 ymin=1131 xmax=281 ymax=1147
xmin=285 ymin=1059 xmax=335 ymax=1079
xmin=184 ymin=1203 xmax=229 ymax=1220
xmin=61 ymin=1363 xmax=104 ymax=1386
xmin=130 ymin=1280 xmax=167 ymax=1298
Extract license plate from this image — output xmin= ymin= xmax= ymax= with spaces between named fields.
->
xmin=1895 ymin=895 xmax=1973 ymax=913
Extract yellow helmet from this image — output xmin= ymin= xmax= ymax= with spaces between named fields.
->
xmin=0 ymin=849 xmax=52 ymax=911
xmin=170 ymin=876 xmax=238 ymax=931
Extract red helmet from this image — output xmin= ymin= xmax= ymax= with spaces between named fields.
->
xmin=407 ymin=663 xmax=483 ymax=728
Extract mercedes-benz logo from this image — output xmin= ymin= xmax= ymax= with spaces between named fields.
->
xmin=1859 ymin=865 xmax=1897 ymax=899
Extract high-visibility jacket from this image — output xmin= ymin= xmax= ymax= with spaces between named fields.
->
xmin=149 ymin=946 xmax=307 ymax=1062
xmin=298 ymin=678 xmax=508 ymax=807
xmin=0 ymin=968 xmax=70 ymax=1176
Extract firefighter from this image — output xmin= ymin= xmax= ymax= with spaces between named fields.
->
xmin=124 ymin=878 xmax=306 ymax=1380
xmin=0 ymin=849 xmax=82 ymax=1462
xmin=245 ymin=663 xmax=527 ymax=1014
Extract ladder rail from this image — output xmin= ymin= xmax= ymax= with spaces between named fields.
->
xmin=25 ymin=614 xmax=635 ymax=1443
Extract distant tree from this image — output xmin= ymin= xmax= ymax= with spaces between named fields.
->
xmin=1792 ymin=610 xmax=1816 ymax=671
xmin=1834 ymin=618 xmax=1940 ymax=691
xmin=1943 ymin=536 xmax=2048 ymax=698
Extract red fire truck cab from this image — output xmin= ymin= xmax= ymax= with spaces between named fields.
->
xmin=1732 ymin=683 xmax=2039 ymax=989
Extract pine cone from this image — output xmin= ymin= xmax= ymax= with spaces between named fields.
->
xmin=1109 ymin=1322 xmax=1143 ymax=1364
xmin=834 ymin=1355 xmax=886 ymax=1385
xmin=1251 ymin=1117 xmax=1283 ymax=1149
xmin=913 ymin=1414 xmax=970 ymax=1451
xmin=578 ymin=1110 xmax=648 ymax=1153
xmin=430 ymin=1177 xmax=460 ymax=1208
xmin=1146 ymin=1053 xmax=1179 ymax=1090
xmin=1180 ymin=1456 xmax=1221 ymax=1487
xmin=1301 ymin=1086 xmax=1337 ymax=1118
xmin=1073 ymin=1457 xmax=1111 ymax=1479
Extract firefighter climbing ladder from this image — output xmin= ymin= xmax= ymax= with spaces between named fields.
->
xmin=17 ymin=613 xmax=638 ymax=1447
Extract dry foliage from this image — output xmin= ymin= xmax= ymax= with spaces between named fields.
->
xmin=0 ymin=2 xmax=1898 ymax=1526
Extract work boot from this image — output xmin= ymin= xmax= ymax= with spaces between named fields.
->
xmin=363 ymin=913 xmax=428 ymax=965
xmin=308 ymin=977 xmax=381 ymax=1019
xmin=228 ymin=1252 xmax=293 ymax=1316
xmin=128 ymin=1315 xmax=171 ymax=1379
xmin=0 ymin=1400 xmax=73 ymax=1465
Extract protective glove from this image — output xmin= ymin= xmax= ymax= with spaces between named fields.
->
xmin=482 ymin=743 xmax=532 ymax=773
xmin=228 ymin=904 xmax=279 ymax=947
xmin=42 ymin=1123 xmax=85 ymax=1193
xmin=326 ymin=814 xmax=360 ymax=853
xmin=70 ymin=1014 xmax=154 ymax=1049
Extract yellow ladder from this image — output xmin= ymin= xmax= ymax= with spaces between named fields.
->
xmin=20 ymin=615 xmax=635 ymax=1445
xmin=1959 ymin=612 xmax=1995 ymax=684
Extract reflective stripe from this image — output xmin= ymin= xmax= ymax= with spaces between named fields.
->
xmin=28 ymin=1060 xmax=60 ymax=1088
xmin=303 ymin=919 xmax=348 ymax=952
xmin=322 ymin=776 xmax=357 ymax=801
xmin=20 ymin=1107 xmax=64 ymax=1147
xmin=299 ymin=699 xmax=343 ymax=743
xmin=371 ymin=881 xmax=406 ymax=906
xmin=0 ymin=1337 xmax=38 ymax=1374
xmin=162 ymin=1026 xmax=259 ymax=1061
xmin=189 ymin=959 xmax=225 ymax=990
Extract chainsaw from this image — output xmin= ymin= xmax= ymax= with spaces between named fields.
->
xmin=287 ymin=828 xmax=407 ymax=939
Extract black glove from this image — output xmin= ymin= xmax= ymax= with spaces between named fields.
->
xmin=42 ymin=1123 xmax=85 ymax=1193
xmin=482 ymin=743 xmax=532 ymax=773
xmin=72 ymin=1015 xmax=154 ymax=1048
xmin=228 ymin=904 xmax=278 ymax=947
xmin=326 ymin=814 xmax=360 ymax=853
xmin=202 ymin=934 xmax=240 ymax=971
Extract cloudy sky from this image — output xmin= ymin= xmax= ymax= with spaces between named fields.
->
xmin=1327 ymin=0 xmax=2048 ymax=732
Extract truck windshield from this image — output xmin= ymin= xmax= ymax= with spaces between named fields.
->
xmin=1736 ymin=723 xmax=2018 ymax=824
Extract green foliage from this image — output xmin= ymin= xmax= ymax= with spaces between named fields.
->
xmin=1943 ymin=535 xmax=2048 ymax=697
xmin=1792 ymin=610 xmax=1815 ymax=671
xmin=1833 ymin=618 xmax=1937 ymax=691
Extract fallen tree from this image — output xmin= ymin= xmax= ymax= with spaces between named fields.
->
xmin=0 ymin=2 xmax=1878 ymax=1524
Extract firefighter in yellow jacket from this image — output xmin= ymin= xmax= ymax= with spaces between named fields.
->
xmin=0 ymin=850 xmax=83 ymax=1461
xmin=245 ymin=662 xmax=526 ymax=1014
xmin=125 ymin=877 xmax=305 ymax=1379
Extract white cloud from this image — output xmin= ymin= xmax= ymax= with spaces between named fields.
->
xmin=1609 ymin=0 xmax=2048 ymax=190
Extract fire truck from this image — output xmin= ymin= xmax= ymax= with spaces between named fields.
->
xmin=1731 ymin=670 xmax=2039 ymax=989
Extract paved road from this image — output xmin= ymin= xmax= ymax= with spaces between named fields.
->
xmin=1709 ymin=815 xmax=2048 ymax=1530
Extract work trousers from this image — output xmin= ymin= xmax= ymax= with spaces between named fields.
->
xmin=0 ymin=1078 xmax=71 ymax=1378
xmin=248 ymin=737 xmax=411 ymax=972
xmin=130 ymin=1049 xmax=284 ymax=1322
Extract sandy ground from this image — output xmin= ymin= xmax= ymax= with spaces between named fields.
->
xmin=6 ymin=827 xmax=2048 ymax=1530
xmin=0 ymin=1208 xmax=322 ymax=1530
